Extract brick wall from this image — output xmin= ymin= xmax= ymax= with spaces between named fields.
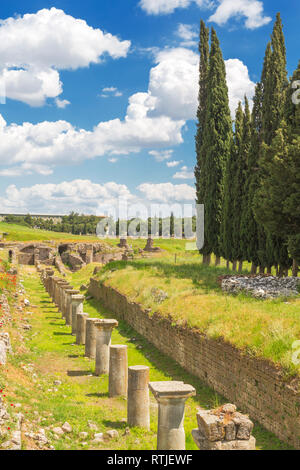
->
xmin=88 ymin=277 xmax=300 ymax=449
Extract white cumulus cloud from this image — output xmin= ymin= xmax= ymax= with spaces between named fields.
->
xmin=225 ymin=58 xmax=256 ymax=113
xmin=209 ymin=0 xmax=271 ymax=29
xmin=0 ymin=46 xmax=255 ymax=176
xmin=55 ymin=98 xmax=71 ymax=109
xmin=140 ymin=0 xmax=271 ymax=30
xmin=0 ymin=179 xmax=196 ymax=215
xmin=0 ymin=180 xmax=135 ymax=215
xmin=166 ymin=160 xmax=181 ymax=167
xmin=137 ymin=182 xmax=195 ymax=202
xmin=149 ymin=149 xmax=174 ymax=161
xmin=173 ymin=165 xmax=194 ymax=179
xmin=0 ymin=8 xmax=130 ymax=106
xmin=139 ymin=0 xmax=209 ymax=15
xmin=176 ymin=23 xmax=198 ymax=47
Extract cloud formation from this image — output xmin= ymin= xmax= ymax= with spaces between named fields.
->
xmin=137 ymin=182 xmax=195 ymax=202
xmin=176 ymin=23 xmax=198 ymax=47
xmin=139 ymin=0 xmax=209 ymax=15
xmin=0 ymin=47 xmax=255 ymax=176
xmin=173 ymin=165 xmax=194 ymax=179
xmin=0 ymin=8 xmax=130 ymax=106
xmin=0 ymin=179 xmax=196 ymax=214
xmin=209 ymin=0 xmax=271 ymax=29
xmin=140 ymin=0 xmax=271 ymax=29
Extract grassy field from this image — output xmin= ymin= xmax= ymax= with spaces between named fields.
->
xmin=91 ymin=256 xmax=300 ymax=377
xmin=0 ymin=265 xmax=292 ymax=450
xmin=0 ymin=222 xmax=100 ymax=242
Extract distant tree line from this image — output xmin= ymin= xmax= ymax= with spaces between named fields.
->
xmin=195 ymin=14 xmax=300 ymax=276
xmin=3 ymin=212 xmax=197 ymax=238
xmin=3 ymin=212 xmax=104 ymax=235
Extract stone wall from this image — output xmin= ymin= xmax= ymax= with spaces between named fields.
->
xmin=88 ymin=277 xmax=300 ymax=449
xmin=18 ymin=253 xmax=34 ymax=265
xmin=93 ymin=252 xmax=123 ymax=264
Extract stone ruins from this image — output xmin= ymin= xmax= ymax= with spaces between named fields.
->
xmin=0 ymin=242 xmax=123 ymax=272
xmin=192 ymin=404 xmax=256 ymax=450
xmin=221 ymin=274 xmax=300 ymax=299
xmin=38 ymin=267 xmax=255 ymax=451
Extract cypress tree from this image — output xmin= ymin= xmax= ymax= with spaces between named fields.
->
xmin=255 ymin=13 xmax=290 ymax=273
xmin=262 ymin=13 xmax=288 ymax=145
xmin=241 ymin=82 xmax=263 ymax=273
xmin=233 ymin=96 xmax=251 ymax=270
xmin=254 ymin=62 xmax=300 ymax=274
xmin=221 ymin=102 xmax=243 ymax=268
xmin=195 ymin=20 xmax=210 ymax=262
xmin=201 ymin=28 xmax=232 ymax=262
xmin=234 ymin=96 xmax=251 ymax=272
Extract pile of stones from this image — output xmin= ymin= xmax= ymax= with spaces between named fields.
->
xmin=221 ymin=275 xmax=300 ymax=299
xmin=192 ymin=404 xmax=255 ymax=450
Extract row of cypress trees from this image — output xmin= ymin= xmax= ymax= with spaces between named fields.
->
xmin=194 ymin=13 xmax=300 ymax=276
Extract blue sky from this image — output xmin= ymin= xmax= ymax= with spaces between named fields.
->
xmin=0 ymin=0 xmax=299 ymax=216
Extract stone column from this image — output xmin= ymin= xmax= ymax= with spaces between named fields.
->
xmin=57 ymin=282 xmax=70 ymax=314
xmin=61 ymin=287 xmax=74 ymax=319
xmin=149 ymin=381 xmax=196 ymax=450
xmin=94 ymin=319 xmax=118 ymax=376
xmin=85 ymin=318 xmax=103 ymax=359
xmin=76 ymin=313 xmax=89 ymax=345
xmin=48 ymin=275 xmax=57 ymax=299
xmin=109 ymin=345 xmax=128 ymax=397
xmin=127 ymin=366 xmax=150 ymax=429
xmin=58 ymin=282 xmax=69 ymax=312
xmin=65 ymin=290 xmax=80 ymax=325
xmin=51 ymin=277 xmax=61 ymax=303
xmin=44 ymin=270 xmax=54 ymax=293
xmin=54 ymin=279 xmax=66 ymax=308
xmin=71 ymin=295 xmax=85 ymax=335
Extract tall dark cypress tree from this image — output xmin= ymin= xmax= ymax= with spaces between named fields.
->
xmin=262 ymin=13 xmax=288 ymax=145
xmin=241 ymin=82 xmax=263 ymax=273
xmin=255 ymin=13 xmax=290 ymax=273
xmin=254 ymin=62 xmax=300 ymax=274
xmin=201 ymin=28 xmax=232 ymax=262
xmin=233 ymin=96 xmax=251 ymax=271
xmin=221 ymin=102 xmax=243 ymax=268
xmin=239 ymin=97 xmax=252 ymax=266
xmin=195 ymin=20 xmax=210 ymax=261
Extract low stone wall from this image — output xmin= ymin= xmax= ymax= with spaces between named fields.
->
xmin=88 ymin=277 xmax=300 ymax=449
xmin=93 ymin=252 xmax=123 ymax=264
xmin=18 ymin=253 xmax=34 ymax=265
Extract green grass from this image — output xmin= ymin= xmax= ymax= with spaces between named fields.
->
xmin=0 ymin=266 xmax=293 ymax=450
xmin=90 ymin=257 xmax=300 ymax=376
xmin=0 ymin=222 xmax=100 ymax=242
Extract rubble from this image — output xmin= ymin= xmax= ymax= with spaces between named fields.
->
xmin=221 ymin=275 xmax=300 ymax=299
xmin=192 ymin=404 xmax=255 ymax=450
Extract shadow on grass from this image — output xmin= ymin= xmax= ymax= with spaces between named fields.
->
xmin=98 ymin=259 xmax=240 ymax=294
xmin=67 ymin=370 xmax=93 ymax=377
xmin=86 ymin=392 xmax=109 ymax=398
xmin=102 ymin=419 xmax=127 ymax=430
xmin=53 ymin=332 xmax=71 ymax=336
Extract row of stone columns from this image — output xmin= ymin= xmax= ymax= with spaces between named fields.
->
xmin=38 ymin=267 xmax=196 ymax=449
xmin=38 ymin=267 xmax=254 ymax=451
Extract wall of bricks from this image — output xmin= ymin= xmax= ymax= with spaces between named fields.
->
xmin=89 ymin=277 xmax=300 ymax=449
